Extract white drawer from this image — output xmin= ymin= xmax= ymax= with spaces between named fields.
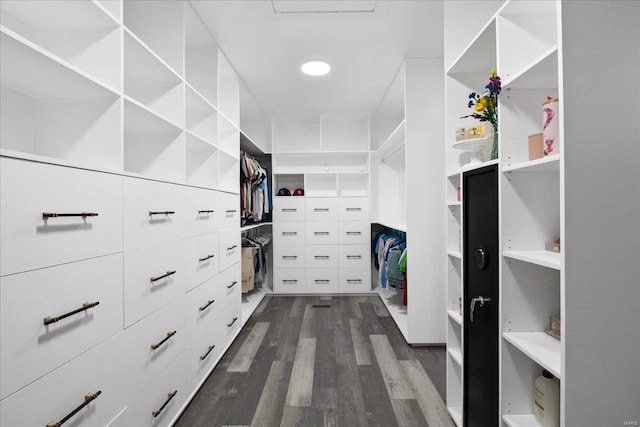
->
xmin=338 ymin=245 xmax=370 ymax=269
xmin=306 ymin=221 xmax=338 ymax=245
xmin=220 ymin=262 xmax=241 ymax=307
xmin=186 ymin=322 xmax=223 ymax=392
xmin=128 ymin=351 xmax=187 ymax=427
xmin=273 ymin=197 xmax=305 ymax=221
xmin=123 ymin=239 xmax=186 ymax=327
xmin=218 ymin=192 xmax=240 ymax=229
xmin=185 ymin=186 xmax=219 ymax=237
xmin=123 ymin=177 xmax=186 ymax=250
xmin=306 ymin=269 xmax=339 ymax=294
xmin=0 ymin=158 xmax=123 ymax=276
xmin=185 ymin=232 xmax=220 ymax=292
xmin=273 ymin=221 xmax=306 ymax=245
xmin=219 ymin=298 xmax=242 ymax=344
xmin=338 ymin=221 xmax=371 ymax=245
xmin=0 ymin=332 xmax=128 ymax=427
xmin=306 ymin=245 xmax=338 ymax=269
xmin=185 ymin=275 xmax=222 ymax=343
xmin=0 ymin=254 xmax=123 ymax=399
xmin=119 ymin=299 xmax=186 ymax=396
xmin=273 ymin=244 xmax=306 ymax=268
xmin=338 ymin=197 xmax=370 ymax=220
xmin=219 ymin=228 xmax=241 ymax=272
xmin=339 ymin=268 xmax=371 ymax=293
xmin=305 ymin=197 xmax=338 ymax=221
xmin=273 ymin=268 xmax=306 ymax=293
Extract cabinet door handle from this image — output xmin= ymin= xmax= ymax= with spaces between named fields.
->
xmin=150 ymin=330 xmax=177 ymax=350
xmin=282 ymin=255 xmax=298 ymax=259
xmin=42 ymin=212 xmax=98 ymax=220
xmin=199 ymin=254 xmax=215 ymax=262
xmin=282 ymin=231 xmax=298 ymax=236
xmin=346 ymin=255 xmax=362 ymax=259
xmin=314 ymin=279 xmax=330 ymax=284
xmin=346 ymin=207 xmax=362 ymax=211
xmin=152 ymin=390 xmax=178 ymax=418
xmin=227 ymin=245 xmax=238 ymax=251
xmin=43 ymin=301 xmax=99 ymax=326
xmin=314 ymin=231 xmax=330 ymax=235
xmin=199 ymin=299 xmax=215 ymax=311
xmin=199 ymin=345 xmax=216 ymax=361
xmin=282 ymin=279 xmax=298 ymax=283
xmin=314 ymin=255 xmax=330 ymax=259
xmin=347 ymin=279 xmax=363 ymax=283
xmin=313 ymin=208 xmax=329 ymax=212
xmin=227 ymin=281 xmax=238 ymax=289
xmin=46 ymin=391 xmax=102 ymax=427
xmin=150 ymin=270 xmax=176 ymax=282
xmin=198 ymin=209 xmax=214 ymax=214
xmin=346 ymin=231 xmax=362 ymax=235
xmin=227 ymin=317 xmax=238 ymax=327
xmin=281 ymin=208 xmax=297 ymax=212
xmin=148 ymin=211 xmax=175 ymax=216
xmin=226 ymin=209 xmax=237 ymax=213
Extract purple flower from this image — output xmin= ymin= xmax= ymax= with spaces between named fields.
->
xmin=468 ymin=100 xmax=473 ymax=108
xmin=469 ymin=92 xmax=476 ymax=99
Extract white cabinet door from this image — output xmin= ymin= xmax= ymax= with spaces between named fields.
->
xmin=185 ymin=232 xmax=219 ymax=292
xmin=273 ymin=197 xmax=305 ymax=221
xmin=219 ymin=262 xmax=241 ymax=308
xmin=219 ymin=297 xmax=242 ymax=344
xmin=306 ymin=221 xmax=338 ymax=245
xmin=0 ymin=158 xmax=123 ymax=276
xmin=217 ymin=192 xmax=240 ymax=230
xmin=306 ymin=268 xmax=339 ymax=293
xmin=273 ymin=268 xmax=306 ymax=293
xmin=123 ymin=177 xmax=186 ymax=250
xmin=338 ymin=245 xmax=370 ymax=269
xmin=338 ymin=221 xmax=371 ymax=245
xmin=123 ymin=239 xmax=186 ymax=327
xmin=305 ymin=197 xmax=338 ymax=221
xmin=338 ymin=197 xmax=370 ymax=221
xmin=339 ymin=268 xmax=371 ymax=293
xmin=306 ymin=244 xmax=338 ymax=269
xmin=186 ymin=321 xmax=223 ymax=392
xmin=185 ymin=275 xmax=222 ymax=344
xmin=0 ymin=254 xmax=123 ymax=399
xmin=219 ymin=228 xmax=240 ymax=272
xmin=184 ymin=186 xmax=219 ymax=237
xmin=273 ymin=244 xmax=306 ymax=268
xmin=273 ymin=221 xmax=306 ymax=245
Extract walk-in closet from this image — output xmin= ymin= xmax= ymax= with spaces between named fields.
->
xmin=0 ymin=1 xmax=638 ymax=426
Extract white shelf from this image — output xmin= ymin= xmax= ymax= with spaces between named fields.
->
xmin=447 ymin=348 xmax=463 ymax=367
xmin=503 ymin=332 xmax=561 ymax=379
xmin=447 ymin=19 xmax=496 ymax=76
xmin=459 ymin=158 xmax=500 ymax=174
xmin=447 ymin=201 xmax=461 ymax=207
xmin=447 ymin=309 xmax=462 ymax=326
xmin=503 ymin=250 xmax=561 ymax=270
xmin=503 ymin=155 xmax=560 ymax=173
xmin=448 ymin=251 xmax=462 ymax=259
xmin=448 ymin=407 xmax=462 ymax=427
xmin=373 ymin=221 xmax=407 ymax=233
xmin=186 ymin=85 xmax=217 ymax=146
xmin=502 ymin=414 xmax=540 ymax=427
xmin=503 ymin=46 xmax=558 ymax=90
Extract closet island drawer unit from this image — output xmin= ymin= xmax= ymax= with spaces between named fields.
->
xmin=273 ymin=221 xmax=306 ymax=245
xmin=274 ymin=244 xmax=306 ymax=268
xmin=306 ymin=269 xmax=339 ymax=293
xmin=185 ymin=275 xmax=221 ymax=343
xmin=0 ymin=333 xmax=128 ymax=427
xmin=0 ymin=157 xmax=123 ymax=276
xmin=306 ymin=245 xmax=338 ymax=269
xmin=338 ymin=221 xmax=370 ymax=245
xmin=337 ymin=197 xmax=370 ymax=221
xmin=338 ymin=245 xmax=370 ymax=269
xmin=218 ymin=192 xmax=240 ymax=230
xmin=0 ymin=254 xmax=123 ymax=400
xmin=273 ymin=268 xmax=306 ymax=293
xmin=339 ymin=268 xmax=371 ymax=293
xmin=123 ymin=178 xmax=186 ymax=250
xmin=219 ymin=227 xmax=241 ymax=272
xmin=123 ymin=239 xmax=187 ymax=327
xmin=273 ymin=197 xmax=305 ymax=221
xmin=185 ymin=232 xmax=220 ymax=292
xmin=305 ymin=197 xmax=338 ymax=221
xmin=185 ymin=186 xmax=219 ymax=237
xmin=306 ymin=221 xmax=338 ymax=245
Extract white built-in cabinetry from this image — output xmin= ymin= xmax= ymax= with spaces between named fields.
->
xmin=371 ymin=60 xmax=447 ymax=345
xmin=0 ymin=1 xmax=247 ymax=425
xmin=444 ymin=1 xmax=640 ymax=426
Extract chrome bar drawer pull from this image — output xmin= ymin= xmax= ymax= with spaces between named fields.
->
xmin=226 ymin=209 xmax=237 ymax=213
xmin=199 ymin=299 xmax=215 ymax=311
xmin=346 ymin=207 xmax=362 ymax=211
xmin=148 ymin=211 xmax=175 ymax=216
xmin=282 ymin=231 xmax=298 ymax=236
xmin=347 ymin=279 xmax=363 ymax=283
xmin=314 ymin=231 xmax=330 ymax=235
xmin=314 ymin=255 xmax=330 ymax=259
xmin=346 ymin=231 xmax=362 ymax=235
xmin=313 ymin=208 xmax=329 ymax=212
xmin=282 ymin=279 xmax=298 ymax=284
xmin=315 ymin=279 xmax=330 ymax=284
xmin=150 ymin=270 xmax=176 ymax=283
xmin=150 ymin=331 xmax=177 ymax=350
xmin=281 ymin=208 xmax=297 ymax=212
xmin=282 ymin=255 xmax=298 ymax=259
xmin=44 ymin=301 xmax=99 ymax=326
xmin=200 ymin=345 xmax=215 ymax=361
xmin=346 ymin=255 xmax=362 ymax=259
xmin=43 ymin=212 xmax=98 ymax=220
xmin=198 ymin=209 xmax=214 ymax=214
xmin=152 ymin=390 xmax=178 ymax=417
xmin=46 ymin=391 xmax=102 ymax=427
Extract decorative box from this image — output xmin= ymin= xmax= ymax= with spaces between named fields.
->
xmin=528 ymin=133 xmax=544 ymax=160
xmin=543 ymin=97 xmax=560 ymax=156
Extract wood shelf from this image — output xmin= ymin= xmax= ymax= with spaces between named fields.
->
xmin=503 ymin=332 xmax=561 ymax=379
xmin=502 ymin=414 xmax=540 ymax=427
xmin=447 ymin=309 xmax=462 ymax=326
xmin=447 ymin=347 xmax=463 ymax=367
xmin=503 ymin=250 xmax=560 ymax=270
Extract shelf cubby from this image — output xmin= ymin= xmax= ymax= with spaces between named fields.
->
xmin=503 ymin=250 xmax=560 ymax=270
xmin=502 ymin=414 xmax=540 ymax=427
xmin=186 ymin=85 xmax=217 ymax=146
xmin=218 ymin=113 xmax=239 ymax=159
xmin=447 ymin=19 xmax=496 ymax=76
xmin=273 ymin=152 xmax=369 ymax=174
xmin=123 ymin=0 xmax=183 ymax=76
xmin=447 ymin=205 xmax=462 ymax=254
xmin=447 ymin=172 xmax=461 ymax=204
xmin=271 ymin=114 xmax=321 ymax=153
xmin=0 ymin=0 xmax=121 ymax=90
xmin=186 ymin=133 xmax=218 ymax=189
xmin=321 ymin=114 xmax=370 ymax=152
xmin=273 ymin=174 xmax=304 ymax=195
xmin=447 ymin=255 xmax=462 ymax=313
xmin=502 ymin=155 xmax=559 ymax=174
xmin=124 ymin=31 xmax=184 ymax=127
xmin=0 ymin=30 xmax=121 ymax=170
xmin=123 ymin=99 xmax=184 ymax=181
xmin=446 ymin=357 xmax=463 ymax=426
xmin=217 ymin=52 xmax=239 ymax=127
xmin=447 ymin=309 xmax=462 ymax=326
xmin=503 ymin=332 xmax=561 ymax=379
xmin=448 ymin=347 xmax=463 ymax=367
xmin=337 ymin=173 xmax=369 ymax=197
xmin=218 ymin=150 xmax=239 ymax=194
xmin=305 ymin=173 xmax=337 ymax=197
xmin=184 ymin=2 xmax=218 ymax=107
xmin=373 ymin=64 xmax=404 ymax=150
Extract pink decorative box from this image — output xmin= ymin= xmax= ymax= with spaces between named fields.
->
xmin=528 ymin=133 xmax=543 ymax=160
xmin=543 ymin=98 xmax=560 ymax=156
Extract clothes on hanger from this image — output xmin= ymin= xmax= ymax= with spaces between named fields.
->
xmin=240 ymin=152 xmax=271 ymax=226
xmin=372 ymin=229 xmax=406 ymax=292
xmin=241 ymin=232 xmax=271 ymax=294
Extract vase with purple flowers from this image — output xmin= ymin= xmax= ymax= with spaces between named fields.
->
xmin=461 ymin=69 xmax=501 ymax=161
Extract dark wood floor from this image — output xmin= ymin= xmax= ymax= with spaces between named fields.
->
xmin=175 ymin=295 xmax=453 ymax=427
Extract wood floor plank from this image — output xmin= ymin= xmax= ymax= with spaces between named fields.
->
xmin=349 ymin=296 xmax=364 ymax=319
xmin=390 ymin=399 xmax=430 ymax=427
xmin=280 ymin=406 xmax=305 ymax=427
xmin=252 ymin=295 xmax=271 ymax=317
xmin=334 ymin=326 xmax=369 ymax=426
xmin=358 ymin=365 xmax=400 ymax=427
xmin=227 ymin=322 xmax=271 ymax=372
xmin=401 ymin=360 xmax=454 ymax=427
xmin=369 ymin=335 xmax=414 ymax=399
xmin=349 ymin=318 xmax=372 ymax=365
xmin=360 ymin=299 xmax=387 ymax=335
xmin=289 ymin=296 xmax=307 ymax=318
xmin=250 ymin=360 xmax=292 ymax=427
xmin=371 ymin=295 xmax=391 ymax=317
xmin=413 ymin=346 xmax=447 ymax=401
xmin=299 ymin=304 xmax=317 ymax=339
xmin=285 ymin=337 xmax=316 ymax=406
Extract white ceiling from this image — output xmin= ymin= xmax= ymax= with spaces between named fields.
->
xmin=190 ymin=0 xmax=444 ymax=115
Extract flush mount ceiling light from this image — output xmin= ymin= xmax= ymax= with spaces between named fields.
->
xmin=301 ymin=61 xmax=331 ymax=76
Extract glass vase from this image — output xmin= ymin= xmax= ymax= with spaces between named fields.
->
xmin=490 ymin=125 xmax=499 ymax=160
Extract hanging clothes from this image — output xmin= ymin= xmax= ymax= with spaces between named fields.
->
xmin=241 ymin=232 xmax=271 ymax=294
xmin=241 ymin=247 xmax=255 ymax=293
xmin=240 ymin=152 xmax=271 ymax=226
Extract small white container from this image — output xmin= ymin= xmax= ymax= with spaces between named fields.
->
xmin=534 ymin=370 xmax=560 ymax=426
